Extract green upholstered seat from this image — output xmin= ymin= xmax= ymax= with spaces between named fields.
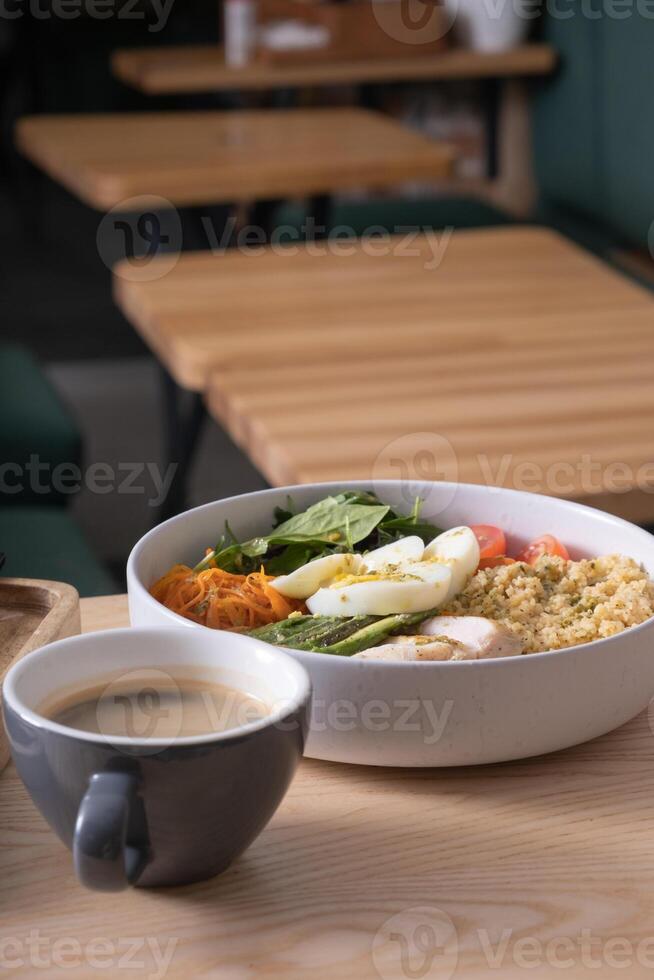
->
xmin=0 ymin=507 xmax=115 ymax=598
xmin=274 ymin=195 xmax=512 ymax=238
xmin=0 ymin=345 xmax=81 ymax=506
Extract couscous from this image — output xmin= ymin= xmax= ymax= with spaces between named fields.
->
xmin=447 ymin=554 xmax=654 ymax=654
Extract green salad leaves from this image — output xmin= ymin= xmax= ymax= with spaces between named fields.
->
xmin=195 ymin=491 xmax=441 ymax=575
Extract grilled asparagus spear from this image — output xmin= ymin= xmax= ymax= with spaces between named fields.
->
xmin=249 ymin=609 xmax=438 ymax=656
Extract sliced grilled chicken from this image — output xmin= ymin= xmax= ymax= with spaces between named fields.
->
xmin=353 ymin=639 xmax=466 ymax=661
xmin=353 ymin=616 xmax=523 ymax=661
xmin=416 ymin=616 xmax=523 ymax=659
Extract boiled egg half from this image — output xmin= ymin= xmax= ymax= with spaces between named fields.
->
xmin=271 ymin=552 xmax=363 ymax=600
xmin=271 ymin=526 xmax=480 ymax=616
xmin=306 ymin=562 xmax=452 ymax=616
xmin=423 ymin=526 xmax=480 ymax=600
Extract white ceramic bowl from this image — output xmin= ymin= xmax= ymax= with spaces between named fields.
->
xmin=127 ymin=482 xmax=654 ymax=767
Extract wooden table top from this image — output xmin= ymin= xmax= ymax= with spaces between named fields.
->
xmin=114 ymin=225 xmax=654 ymax=522
xmin=3 ymin=593 xmax=654 ymax=977
xmin=111 ymin=42 xmax=557 ymax=95
xmin=15 ymin=107 xmax=453 ymax=211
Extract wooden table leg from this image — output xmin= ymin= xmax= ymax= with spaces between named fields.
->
xmin=308 ymin=194 xmax=331 ymax=238
xmin=250 ymin=195 xmax=331 ymax=241
xmin=492 ymin=77 xmax=538 ymax=216
xmin=483 ymin=77 xmax=501 ymax=180
xmin=250 ymin=198 xmax=283 ymax=241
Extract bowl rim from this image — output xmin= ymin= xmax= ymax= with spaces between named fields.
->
xmin=127 ymin=481 xmax=654 ymax=668
xmin=3 ymin=627 xmax=312 ymax=747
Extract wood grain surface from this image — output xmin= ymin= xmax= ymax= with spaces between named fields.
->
xmin=15 ymin=108 xmax=453 ymax=211
xmin=2 ymin=593 xmax=654 ymax=977
xmin=0 ymin=579 xmax=80 ymax=770
xmin=116 ymin=226 xmax=651 ymax=387
xmin=206 ymin=309 xmax=654 ymax=521
xmin=115 ymin=225 xmax=654 ymax=520
xmin=110 ymin=43 xmax=557 ymax=95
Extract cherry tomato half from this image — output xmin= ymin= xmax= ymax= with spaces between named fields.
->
xmin=470 ymin=525 xmax=507 ymax=560
xmin=516 ymin=534 xmax=570 ymax=565
xmin=478 ymin=556 xmax=516 ymax=570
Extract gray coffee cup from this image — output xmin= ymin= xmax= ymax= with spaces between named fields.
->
xmin=3 ymin=627 xmax=311 ymax=890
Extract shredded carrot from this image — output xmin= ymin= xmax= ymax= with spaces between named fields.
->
xmin=150 ymin=564 xmax=305 ymax=631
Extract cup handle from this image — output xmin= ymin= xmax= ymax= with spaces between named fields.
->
xmin=73 ymin=772 xmax=148 ymax=891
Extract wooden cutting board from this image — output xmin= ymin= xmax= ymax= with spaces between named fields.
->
xmin=0 ymin=578 xmax=80 ymax=771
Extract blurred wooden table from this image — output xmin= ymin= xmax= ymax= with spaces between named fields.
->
xmin=110 ymin=43 xmax=557 ymax=210
xmin=111 ymin=43 xmax=557 ymax=95
xmin=15 ymin=107 xmax=453 ymax=210
xmin=3 ymin=592 xmax=654 ymax=978
xmin=204 ymin=229 xmax=654 ymax=520
xmin=116 ymin=226 xmax=654 ymax=522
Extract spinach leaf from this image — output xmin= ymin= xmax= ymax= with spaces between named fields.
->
xmin=194 ymin=490 xmax=439 ymax=575
xmin=272 ymin=496 xmax=389 ymax=544
xmin=240 ymin=537 xmax=269 ymax=557
xmin=195 ymin=493 xmax=389 ymax=574
xmin=372 ymin=516 xmax=442 ymax=546
xmin=263 ymin=542 xmax=333 ymax=575
xmin=272 ymin=496 xmax=297 ymax=528
xmin=358 ymin=496 xmax=441 ymax=551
